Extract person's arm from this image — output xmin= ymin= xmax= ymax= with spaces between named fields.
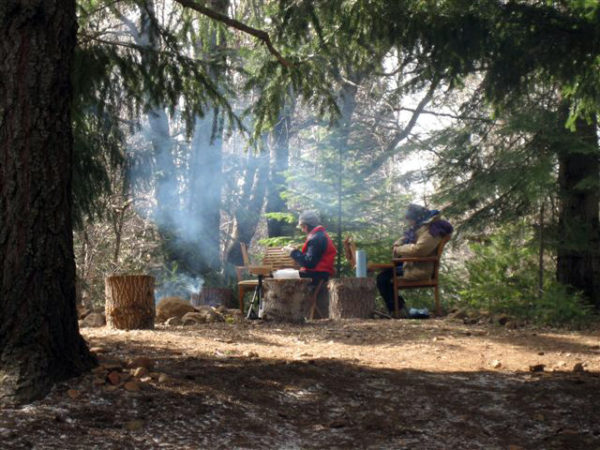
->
xmin=396 ymin=229 xmax=440 ymax=257
xmin=290 ymin=233 xmax=327 ymax=269
xmin=392 ymin=236 xmax=406 ymax=257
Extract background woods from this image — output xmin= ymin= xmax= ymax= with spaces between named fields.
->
xmin=1 ymin=0 xmax=600 ymax=405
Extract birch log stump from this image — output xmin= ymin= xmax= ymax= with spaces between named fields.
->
xmin=261 ymin=278 xmax=311 ymax=323
xmin=105 ymin=275 xmax=155 ymax=329
xmin=328 ymin=278 xmax=376 ymax=319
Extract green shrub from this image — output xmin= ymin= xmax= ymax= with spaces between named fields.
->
xmin=450 ymin=225 xmax=593 ymax=327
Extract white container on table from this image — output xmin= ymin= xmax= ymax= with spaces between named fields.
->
xmin=355 ymin=249 xmax=367 ymax=277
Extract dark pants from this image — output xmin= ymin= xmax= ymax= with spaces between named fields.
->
xmin=300 ymin=271 xmax=330 ymax=286
xmin=300 ymin=271 xmax=330 ymax=318
xmin=376 ymin=268 xmax=405 ymax=313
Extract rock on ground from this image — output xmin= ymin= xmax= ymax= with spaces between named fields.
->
xmin=79 ymin=312 xmax=106 ymax=328
xmin=156 ymin=297 xmax=196 ymax=322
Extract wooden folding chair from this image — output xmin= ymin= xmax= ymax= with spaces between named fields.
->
xmin=343 ymin=236 xmax=393 ymax=272
xmin=391 ymin=234 xmax=452 ymax=316
xmin=236 ymin=243 xmax=299 ymax=313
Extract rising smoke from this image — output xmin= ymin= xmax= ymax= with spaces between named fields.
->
xmin=129 ymin=109 xmax=222 ymax=302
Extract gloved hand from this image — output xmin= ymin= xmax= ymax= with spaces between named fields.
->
xmin=282 ymin=244 xmax=297 ymax=254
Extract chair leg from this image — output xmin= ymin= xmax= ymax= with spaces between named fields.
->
xmin=238 ymin=286 xmax=245 ymax=313
xmin=434 ymin=285 xmax=440 ymax=316
xmin=392 ymin=271 xmax=400 ymax=317
xmin=309 ymin=280 xmax=325 ymax=320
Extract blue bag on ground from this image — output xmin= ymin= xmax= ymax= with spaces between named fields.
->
xmin=408 ymin=307 xmax=430 ymax=319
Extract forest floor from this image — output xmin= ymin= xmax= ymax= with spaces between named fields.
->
xmin=1 ymin=317 xmax=599 ymax=449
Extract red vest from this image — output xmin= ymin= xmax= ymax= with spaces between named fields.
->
xmin=301 ymin=226 xmax=337 ymax=275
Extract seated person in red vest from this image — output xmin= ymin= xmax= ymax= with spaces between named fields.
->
xmin=377 ymin=204 xmax=453 ymax=315
xmin=283 ymin=210 xmax=337 ymax=286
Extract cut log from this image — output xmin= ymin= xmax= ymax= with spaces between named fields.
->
xmin=328 ymin=278 xmax=376 ymax=319
xmin=105 ymin=275 xmax=155 ymax=329
xmin=261 ymin=278 xmax=312 ymax=323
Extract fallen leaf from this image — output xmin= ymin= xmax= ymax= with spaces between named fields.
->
xmin=66 ymin=389 xmax=80 ymax=399
xmin=158 ymin=373 xmax=170 ymax=383
xmin=124 ymin=420 xmax=144 ymax=431
xmin=127 ymin=357 xmax=154 ymax=370
xmin=107 ymin=371 xmax=121 ymax=385
xmin=124 ymin=381 xmax=141 ymax=392
xmin=89 ymin=347 xmax=106 ymax=354
xmin=132 ymin=366 xmax=148 ymax=378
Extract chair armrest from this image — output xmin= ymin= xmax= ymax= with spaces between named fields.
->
xmin=247 ymin=265 xmax=273 ymax=276
xmin=393 ymin=257 xmax=439 ymax=263
xmin=367 ymin=263 xmax=394 ymax=271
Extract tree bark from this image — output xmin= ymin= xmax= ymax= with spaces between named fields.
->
xmin=556 ymin=109 xmax=600 ymax=308
xmin=186 ymin=0 xmax=228 ymax=275
xmin=261 ymin=279 xmax=312 ymax=322
xmin=328 ymin=278 xmax=376 ymax=319
xmin=133 ymin=3 xmax=182 ymax=273
xmin=538 ymin=200 xmax=545 ymax=299
xmin=138 ymin=2 xmax=178 ymax=230
xmin=225 ymin=146 xmax=269 ymax=269
xmin=105 ymin=275 xmax=155 ymax=329
xmin=0 ymin=0 xmax=95 ymax=404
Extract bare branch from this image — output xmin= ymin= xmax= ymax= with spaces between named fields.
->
xmin=394 ymin=107 xmax=494 ymax=123
xmin=172 ymin=0 xmax=292 ymax=68
xmin=361 ymin=79 xmax=439 ymax=177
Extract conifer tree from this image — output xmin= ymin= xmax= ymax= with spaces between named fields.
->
xmin=278 ymin=0 xmax=600 ymax=305
xmin=0 ymin=0 xmax=326 ymax=404
xmin=0 ymin=0 xmax=96 ymax=405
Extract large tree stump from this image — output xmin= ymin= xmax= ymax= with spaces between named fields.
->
xmin=328 ymin=278 xmax=376 ymax=319
xmin=261 ymin=278 xmax=312 ymax=323
xmin=105 ymin=275 xmax=155 ymax=329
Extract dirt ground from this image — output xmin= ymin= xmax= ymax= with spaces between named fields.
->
xmin=1 ymin=318 xmax=599 ymax=449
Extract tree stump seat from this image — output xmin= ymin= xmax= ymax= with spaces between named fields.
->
xmin=261 ymin=278 xmax=312 ymax=322
xmin=328 ymin=278 xmax=376 ymax=319
xmin=105 ymin=275 xmax=155 ymax=330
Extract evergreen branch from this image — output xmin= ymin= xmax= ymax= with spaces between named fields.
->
xmin=172 ymin=0 xmax=292 ymax=68
xmin=111 ymin=7 xmax=141 ymax=43
xmin=77 ymin=0 xmax=126 ymax=20
xmin=394 ymin=107 xmax=494 ymax=123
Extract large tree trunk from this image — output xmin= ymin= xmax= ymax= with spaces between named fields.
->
xmin=0 ymin=0 xmax=95 ymax=404
xmin=188 ymin=111 xmax=223 ymax=274
xmin=266 ymin=101 xmax=294 ymax=237
xmin=556 ymin=112 xmax=600 ymax=308
xmin=186 ymin=0 xmax=228 ymax=275
xmin=225 ymin=147 xmax=269 ymax=269
xmin=138 ymin=4 xmax=182 ymax=267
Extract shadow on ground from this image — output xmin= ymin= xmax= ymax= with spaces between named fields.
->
xmin=1 ymin=328 xmax=599 ymax=450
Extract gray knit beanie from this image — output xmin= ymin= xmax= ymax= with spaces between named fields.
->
xmin=298 ymin=210 xmax=320 ymax=227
